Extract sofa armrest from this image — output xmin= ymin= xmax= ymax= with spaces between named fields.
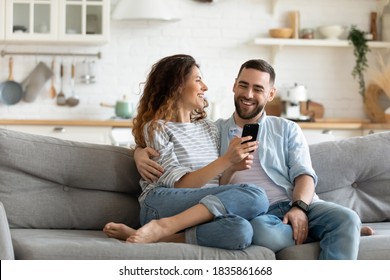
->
xmin=0 ymin=201 xmax=14 ymax=260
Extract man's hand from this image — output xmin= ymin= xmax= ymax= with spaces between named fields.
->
xmin=134 ymin=147 xmax=164 ymax=183
xmin=282 ymin=207 xmax=309 ymax=245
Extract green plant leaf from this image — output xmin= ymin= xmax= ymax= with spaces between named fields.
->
xmin=347 ymin=25 xmax=371 ymax=98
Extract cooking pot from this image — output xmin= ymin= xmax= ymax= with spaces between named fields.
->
xmin=100 ymin=96 xmax=133 ymax=119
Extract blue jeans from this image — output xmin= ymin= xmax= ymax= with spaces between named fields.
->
xmin=140 ymin=184 xmax=269 ymax=250
xmin=250 ymin=200 xmax=361 ymax=259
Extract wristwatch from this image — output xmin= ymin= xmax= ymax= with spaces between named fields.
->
xmin=292 ymin=200 xmax=309 ymax=213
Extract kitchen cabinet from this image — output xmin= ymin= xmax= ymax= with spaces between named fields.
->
xmin=3 ymin=0 xmax=109 ymax=44
xmin=302 ymin=128 xmax=362 ymax=143
xmin=5 ymin=125 xmax=112 ymax=144
xmin=363 ymin=129 xmax=382 ymax=135
xmin=58 ymin=0 xmax=110 ymax=44
xmin=110 ymin=127 xmax=135 ymax=147
xmin=0 ymin=0 xmax=5 ymax=40
xmin=5 ymin=0 xmax=57 ymax=41
xmin=362 ymin=128 xmax=390 ymax=135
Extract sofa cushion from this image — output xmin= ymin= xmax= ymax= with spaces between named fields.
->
xmin=0 ymin=201 xmax=14 ymax=260
xmin=309 ymin=132 xmax=390 ymax=223
xmin=10 ymin=229 xmax=276 ymax=260
xmin=0 ymin=128 xmax=142 ymax=230
xmin=276 ymin=222 xmax=390 ymax=260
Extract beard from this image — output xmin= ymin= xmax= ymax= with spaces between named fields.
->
xmin=234 ymin=97 xmax=264 ymax=120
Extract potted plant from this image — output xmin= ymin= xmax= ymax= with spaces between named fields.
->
xmin=347 ymin=25 xmax=371 ymax=99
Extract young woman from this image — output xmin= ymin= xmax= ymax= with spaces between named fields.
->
xmin=103 ymin=54 xmax=268 ymax=250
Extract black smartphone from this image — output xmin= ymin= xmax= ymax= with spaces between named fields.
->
xmin=241 ymin=123 xmax=259 ymax=144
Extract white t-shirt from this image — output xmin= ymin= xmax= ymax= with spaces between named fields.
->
xmin=228 ymin=125 xmax=289 ymax=205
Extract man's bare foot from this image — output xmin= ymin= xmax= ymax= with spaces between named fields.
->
xmin=103 ymin=222 xmax=137 ymax=241
xmin=361 ymin=226 xmax=375 ymax=236
xmin=126 ymin=219 xmax=174 ymax=243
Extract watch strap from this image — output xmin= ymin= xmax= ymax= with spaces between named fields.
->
xmin=292 ymin=200 xmax=309 ymax=213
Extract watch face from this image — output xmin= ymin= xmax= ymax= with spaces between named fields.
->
xmin=299 ymin=201 xmax=308 ymax=210
xmin=293 ymin=200 xmax=309 ymax=211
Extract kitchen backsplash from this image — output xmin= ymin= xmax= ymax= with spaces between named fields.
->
xmin=0 ymin=0 xmax=378 ymax=120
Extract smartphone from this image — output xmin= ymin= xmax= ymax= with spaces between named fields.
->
xmin=241 ymin=123 xmax=259 ymax=144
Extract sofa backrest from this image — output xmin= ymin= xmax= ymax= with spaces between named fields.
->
xmin=2 ymin=128 xmax=389 ymax=229
xmin=310 ymin=131 xmax=390 ymax=223
xmin=0 ymin=128 xmax=141 ymax=230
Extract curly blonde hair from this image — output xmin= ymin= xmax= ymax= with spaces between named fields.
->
xmin=133 ymin=54 xmax=208 ymax=147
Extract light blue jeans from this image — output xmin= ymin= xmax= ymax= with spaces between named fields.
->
xmin=140 ymin=184 xmax=269 ymax=250
xmin=250 ymin=200 xmax=361 ymax=259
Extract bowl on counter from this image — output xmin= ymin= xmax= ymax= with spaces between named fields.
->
xmin=269 ymin=28 xmax=293 ymax=39
xmin=318 ymin=25 xmax=345 ymax=39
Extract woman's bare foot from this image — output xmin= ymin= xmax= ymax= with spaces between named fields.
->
xmin=126 ymin=218 xmax=174 ymax=243
xmin=103 ymin=222 xmax=137 ymax=241
xmin=361 ymin=226 xmax=375 ymax=236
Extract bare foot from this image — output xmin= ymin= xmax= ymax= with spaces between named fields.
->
xmin=103 ymin=222 xmax=137 ymax=241
xmin=361 ymin=226 xmax=375 ymax=236
xmin=126 ymin=219 xmax=174 ymax=243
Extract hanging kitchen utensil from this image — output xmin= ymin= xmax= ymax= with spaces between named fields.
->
xmin=66 ymin=63 xmax=79 ymax=107
xmin=50 ymin=58 xmax=56 ymax=99
xmin=56 ymin=63 xmax=67 ymax=106
xmin=0 ymin=57 xmax=24 ymax=105
xmin=81 ymin=60 xmax=96 ymax=84
xmin=22 ymin=61 xmax=53 ymax=102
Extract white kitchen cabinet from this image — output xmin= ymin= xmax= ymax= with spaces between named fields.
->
xmin=0 ymin=0 xmax=5 ymax=40
xmin=302 ymin=128 xmax=362 ymax=144
xmin=5 ymin=0 xmax=58 ymax=41
xmin=5 ymin=125 xmax=112 ymax=144
xmin=3 ymin=0 xmax=109 ymax=44
xmin=362 ymin=128 xmax=389 ymax=135
xmin=58 ymin=0 xmax=110 ymax=44
xmin=110 ymin=128 xmax=135 ymax=147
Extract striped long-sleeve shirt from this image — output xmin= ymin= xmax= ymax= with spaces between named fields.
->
xmin=138 ymin=119 xmax=220 ymax=203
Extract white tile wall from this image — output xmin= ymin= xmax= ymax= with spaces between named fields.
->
xmin=0 ymin=0 xmax=379 ymax=120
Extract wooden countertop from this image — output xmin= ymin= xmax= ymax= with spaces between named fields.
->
xmin=0 ymin=118 xmax=389 ymax=130
xmin=0 ymin=119 xmax=133 ymax=127
xmin=300 ymin=119 xmax=390 ymax=130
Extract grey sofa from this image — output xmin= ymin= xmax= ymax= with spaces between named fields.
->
xmin=0 ymin=128 xmax=389 ymax=260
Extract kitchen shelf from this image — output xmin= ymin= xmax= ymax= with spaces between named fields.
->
xmin=254 ymin=38 xmax=390 ymax=48
xmin=253 ymin=38 xmax=390 ymax=63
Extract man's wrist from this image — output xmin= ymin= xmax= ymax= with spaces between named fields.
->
xmin=291 ymin=200 xmax=309 ymax=213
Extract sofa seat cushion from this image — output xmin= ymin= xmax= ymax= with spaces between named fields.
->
xmin=276 ymin=222 xmax=390 ymax=260
xmin=10 ymin=229 xmax=275 ymax=260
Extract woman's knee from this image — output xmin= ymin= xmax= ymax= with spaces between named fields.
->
xmin=250 ymin=215 xmax=295 ymax=252
xmin=240 ymin=184 xmax=269 ymax=214
xmin=196 ymin=216 xmax=254 ymax=250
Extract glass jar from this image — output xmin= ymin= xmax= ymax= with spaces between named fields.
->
xmin=301 ymin=28 xmax=314 ymax=39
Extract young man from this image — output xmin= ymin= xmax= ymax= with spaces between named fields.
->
xmin=134 ymin=59 xmax=369 ymax=259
